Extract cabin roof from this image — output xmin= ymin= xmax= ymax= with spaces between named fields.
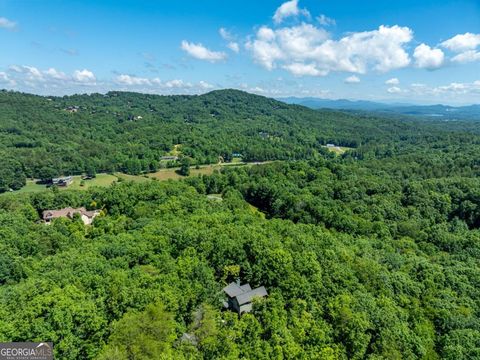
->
xmin=223 ymin=282 xmax=245 ymax=298
xmin=235 ymin=286 xmax=268 ymax=306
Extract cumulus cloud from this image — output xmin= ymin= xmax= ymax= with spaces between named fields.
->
xmin=199 ymin=80 xmax=214 ymax=89
xmin=115 ymin=74 xmax=215 ymax=92
xmin=441 ymin=33 xmax=480 ymax=52
xmin=0 ymin=17 xmax=17 ymax=30
xmin=387 ymin=86 xmax=402 ymax=94
xmin=413 ymin=44 xmax=444 ymax=69
xmin=405 ymin=81 xmax=480 ymax=101
xmin=44 ymin=68 xmax=69 ymax=81
xmin=385 ymin=78 xmax=399 ymax=85
xmin=164 ymin=79 xmax=190 ymax=88
xmin=227 ymin=42 xmax=240 ymax=53
xmin=451 ymin=50 xmax=480 ymax=63
xmin=181 ymin=40 xmax=227 ymax=62
xmin=4 ymin=65 xmax=97 ymax=90
xmin=116 ymin=74 xmax=160 ymax=86
xmin=282 ymin=62 xmax=327 ymax=76
xmin=219 ymin=28 xmax=240 ymax=53
xmin=273 ymin=0 xmax=310 ymax=24
xmin=14 ymin=65 xmax=43 ymax=80
xmin=219 ymin=28 xmax=233 ymax=41
xmin=317 ymin=14 xmax=336 ymax=27
xmin=0 ymin=71 xmax=16 ymax=86
xmin=247 ymin=24 xmax=412 ymax=76
xmin=73 ymin=69 xmax=96 ymax=84
xmin=344 ymin=75 xmax=360 ymax=84
xmin=432 ymin=81 xmax=480 ymax=95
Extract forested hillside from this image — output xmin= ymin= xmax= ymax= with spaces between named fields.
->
xmin=1 ymin=89 xmax=474 ymax=193
xmin=0 ymin=90 xmax=479 ymax=359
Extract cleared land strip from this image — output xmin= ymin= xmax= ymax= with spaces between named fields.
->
xmin=2 ymin=161 xmax=271 ymax=195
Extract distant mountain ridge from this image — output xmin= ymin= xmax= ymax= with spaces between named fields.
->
xmin=279 ymin=97 xmax=480 ymax=121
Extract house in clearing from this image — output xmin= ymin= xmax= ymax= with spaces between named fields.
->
xmin=42 ymin=207 xmax=101 ymax=225
xmin=65 ymin=106 xmax=79 ymax=113
xmin=52 ymin=176 xmax=73 ymax=187
xmin=223 ymin=281 xmax=268 ymax=314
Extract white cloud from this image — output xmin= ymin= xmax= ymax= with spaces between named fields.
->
xmin=114 ymin=75 xmax=214 ymax=93
xmin=164 ymin=79 xmax=191 ymax=88
xmin=432 ymin=81 xmax=480 ymax=95
xmin=219 ymin=28 xmax=233 ymax=41
xmin=317 ymin=14 xmax=336 ymax=26
xmin=250 ymin=86 xmax=266 ymax=93
xmin=4 ymin=65 xmax=98 ymax=90
xmin=73 ymin=69 xmax=96 ymax=84
xmin=385 ymin=78 xmax=399 ymax=85
xmin=44 ymin=68 xmax=68 ymax=81
xmin=273 ymin=0 xmax=310 ymax=24
xmin=9 ymin=65 xmax=44 ymax=81
xmin=387 ymin=86 xmax=402 ymax=94
xmin=247 ymin=24 xmax=412 ymax=76
xmin=116 ymin=74 xmax=157 ymax=86
xmin=227 ymin=42 xmax=240 ymax=53
xmin=181 ymin=40 xmax=227 ymax=62
xmin=344 ymin=75 xmax=360 ymax=84
xmin=451 ymin=50 xmax=480 ymax=63
xmin=0 ymin=71 xmax=15 ymax=86
xmin=0 ymin=17 xmax=16 ymax=30
xmin=199 ymin=80 xmax=214 ymax=89
xmin=413 ymin=44 xmax=444 ymax=69
xmin=405 ymin=81 xmax=480 ymax=101
xmin=282 ymin=63 xmax=327 ymax=76
xmin=441 ymin=33 xmax=480 ymax=52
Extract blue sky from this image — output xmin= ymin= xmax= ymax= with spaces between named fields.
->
xmin=0 ymin=0 xmax=479 ymax=104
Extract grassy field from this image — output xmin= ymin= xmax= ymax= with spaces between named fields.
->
xmin=323 ymin=145 xmax=353 ymax=155
xmin=2 ymin=161 xmax=269 ymax=196
xmin=148 ymin=165 xmax=220 ymax=180
xmin=10 ymin=180 xmax=47 ymax=194
xmin=115 ymin=173 xmax=151 ymax=183
xmin=1 ymin=174 xmax=121 ymax=195
xmin=69 ymin=174 xmax=119 ymax=190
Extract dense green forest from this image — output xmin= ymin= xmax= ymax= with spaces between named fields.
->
xmin=0 ymin=89 xmax=479 ymax=359
xmin=2 ymin=89 xmax=475 ymax=192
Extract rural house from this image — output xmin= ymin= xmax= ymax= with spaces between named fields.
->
xmin=42 ymin=207 xmax=101 ymax=225
xmin=223 ymin=281 xmax=268 ymax=314
xmin=52 ymin=176 xmax=73 ymax=187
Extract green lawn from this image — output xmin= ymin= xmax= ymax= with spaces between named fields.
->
xmin=115 ymin=173 xmax=152 ymax=183
xmin=68 ymin=174 xmax=119 ymax=190
xmin=323 ymin=145 xmax=353 ymax=155
xmin=10 ymin=180 xmax=47 ymax=194
xmin=2 ymin=162 xmax=271 ymax=196
xmin=1 ymin=174 xmax=121 ymax=196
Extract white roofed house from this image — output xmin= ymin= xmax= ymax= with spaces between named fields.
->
xmin=52 ymin=176 xmax=73 ymax=187
xmin=223 ymin=281 xmax=268 ymax=314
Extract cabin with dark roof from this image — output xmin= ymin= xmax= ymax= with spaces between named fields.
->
xmin=223 ymin=281 xmax=267 ymax=314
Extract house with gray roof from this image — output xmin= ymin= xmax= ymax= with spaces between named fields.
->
xmin=223 ymin=281 xmax=267 ymax=314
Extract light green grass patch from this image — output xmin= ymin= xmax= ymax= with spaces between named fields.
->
xmin=323 ymin=145 xmax=353 ymax=155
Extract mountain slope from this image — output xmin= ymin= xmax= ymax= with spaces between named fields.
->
xmin=280 ymin=97 xmax=480 ymax=121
